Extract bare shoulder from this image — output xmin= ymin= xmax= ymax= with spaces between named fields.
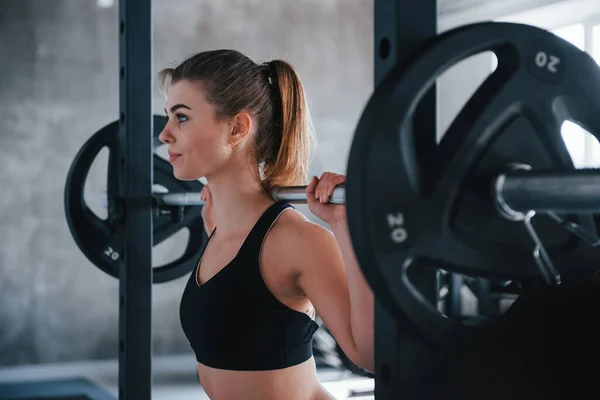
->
xmin=262 ymin=208 xmax=340 ymax=274
xmin=270 ymin=208 xmax=336 ymax=246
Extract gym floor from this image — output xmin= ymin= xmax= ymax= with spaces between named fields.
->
xmin=0 ymin=354 xmax=374 ymax=400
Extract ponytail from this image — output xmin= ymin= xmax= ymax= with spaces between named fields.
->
xmin=157 ymin=50 xmax=314 ymax=192
xmin=259 ymin=60 xmax=315 ymax=191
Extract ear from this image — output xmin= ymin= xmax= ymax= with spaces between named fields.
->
xmin=229 ymin=112 xmax=253 ymax=147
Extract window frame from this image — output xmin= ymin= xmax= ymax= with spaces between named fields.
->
xmin=549 ymin=18 xmax=600 ymax=167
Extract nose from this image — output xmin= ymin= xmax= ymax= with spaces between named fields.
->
xmin=158 ymin=126 xmax=172 ymax=144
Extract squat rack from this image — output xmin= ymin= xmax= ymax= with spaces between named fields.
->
xmin=117 ymin=0 xmax=440 ymax=399
xmin=118 ymin=0 xmax=153 ymax=399
xmin=372 ymin=1 xmax=441 ymax=398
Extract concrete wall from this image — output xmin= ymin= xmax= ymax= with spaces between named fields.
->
xmin=0 ymin=0 xmax=373 ymax=367
xmin=0 ymin=0 xmax=594 ymax=367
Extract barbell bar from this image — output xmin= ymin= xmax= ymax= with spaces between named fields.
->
xmin=153 ymin=169 xmax=599 ymax=216
xmin=154 ymin=185 xmax=346 ymax=206
xmin=495 ymin=168 xmax=600 ymax=218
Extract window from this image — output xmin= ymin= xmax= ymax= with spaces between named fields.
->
xmin=550 ymin=24 xmax=588 ymax=167
xmin=552 ymin=23 xmax=585 ymax=50
xmin=490 ymin=21 xmax=600 ymax=168
xmin=593 ymin=24 xmax=600 ymax=64
xmin=590 ymin=23 xmax=600 ymax=165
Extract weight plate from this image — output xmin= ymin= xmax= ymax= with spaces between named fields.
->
xmin=64 ymin=116 xmax=206 ymax=283
xmin=346 ymin=22 xmax=600 ymax=351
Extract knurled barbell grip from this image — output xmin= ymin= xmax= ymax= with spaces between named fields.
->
xmin=154 ymin=184 xmax=346 ymax=206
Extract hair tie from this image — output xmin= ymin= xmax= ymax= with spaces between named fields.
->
xmin=262 ymin=61 xmax=277 ymax=86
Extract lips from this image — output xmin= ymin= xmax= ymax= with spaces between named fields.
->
xmin=168 ymin=151 xmax=181 ymax=164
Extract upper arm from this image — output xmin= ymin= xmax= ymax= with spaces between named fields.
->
xmin=275 ymin=219 xmax=358 ymax=361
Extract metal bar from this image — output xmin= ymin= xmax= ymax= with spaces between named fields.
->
xmin=374 ymin=0 xmax=439 ymax=399
xmin=495 ymin=169 xmax=600 ymax=216
xmin=475 ymin=279 xmax=500 ymax=318
xmin=154 ymin=185 xmax=346 ymax=206
xmin=446 ymin=273 xmax=463 ymax=317
xmin=271 ymin=185 xmax=345 ymax=204
xmin=118 ymin=0 xmax=153 ymax=398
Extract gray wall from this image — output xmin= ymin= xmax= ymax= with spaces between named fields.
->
xmin=0 ymin=0 xmax=373 ymax=367
xmin=0 ymin=0 xmax=587 ymax=367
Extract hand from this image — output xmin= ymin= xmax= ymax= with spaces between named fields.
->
xmin=200 ymin=185 xmax=216 ymax=235
xmin=306 ymin=172 xmax=347 ymax=229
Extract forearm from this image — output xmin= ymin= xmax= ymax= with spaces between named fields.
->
xmin=331 ymin=219 xmax=375 ymax=372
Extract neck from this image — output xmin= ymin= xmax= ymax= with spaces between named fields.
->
xmin=206 ymin=167 xmax=274 ymax=235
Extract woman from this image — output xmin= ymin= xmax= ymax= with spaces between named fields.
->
xmin=158 ymin=49 xmax=374 ymax=400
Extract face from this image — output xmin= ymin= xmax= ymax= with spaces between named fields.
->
xmin=158 ymin=80 xmax=234 ymax=181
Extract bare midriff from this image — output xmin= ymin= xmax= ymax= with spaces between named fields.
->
xmin=197 ymin=357 xmax=336 ymax=400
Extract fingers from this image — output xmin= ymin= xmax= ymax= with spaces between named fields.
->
xmin=306 ymin=176 xmax=319 ymax=202
xmin=200 ymin=185 xmax=212 ymax=204
xmin=314 ymin=172 xmax=345 ymax=204
xmin=200 ymin=185 xmax=215 ymax=230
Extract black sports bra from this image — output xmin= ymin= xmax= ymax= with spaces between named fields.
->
xmin=179 ymin=202 xmax=320 ymax=371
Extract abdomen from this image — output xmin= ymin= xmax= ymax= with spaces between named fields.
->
xmin=197 ymin=358 xmax=329 ymax=400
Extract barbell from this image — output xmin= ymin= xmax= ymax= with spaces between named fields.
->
xmin=153 ymin=185 xmax=346 ymax=206
xmin=64 ymin=20 xmax=600 ymax=354
xmin=64 ymin=114 xmax=348 ymax=283
xmin=345 ymin=21 xmax=600 ymax=352
xmin=64 ymin=116 xmax=206 ymax=283
xmin=152 ymin=168 xmax=599 ymax=214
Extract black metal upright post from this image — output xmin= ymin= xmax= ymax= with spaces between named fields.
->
xmin=118 ymin=0 xmax=153 ymax=399
xmin=373 ymin=0 xmax=439 ymax=398
xmin=447 ymin=273 xmax=464 ymax=317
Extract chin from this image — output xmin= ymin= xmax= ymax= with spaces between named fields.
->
xmin=172 ymin=167 xmax=204 ymax=181
xmin=173 ymin=171 xmax=197 ymax=181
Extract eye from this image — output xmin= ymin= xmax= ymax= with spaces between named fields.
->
xmin=176 ymin=113 xmax=188 ymax=123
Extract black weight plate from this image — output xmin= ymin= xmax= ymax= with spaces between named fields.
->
xmin=346 ymin=22 xmax=600 ymax=351
xmin=65 ymin=116 xmax=206 ymax=283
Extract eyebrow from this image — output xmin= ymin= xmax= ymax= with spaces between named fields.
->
xmin=164 ymin=104 xmax=192 ymax=115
